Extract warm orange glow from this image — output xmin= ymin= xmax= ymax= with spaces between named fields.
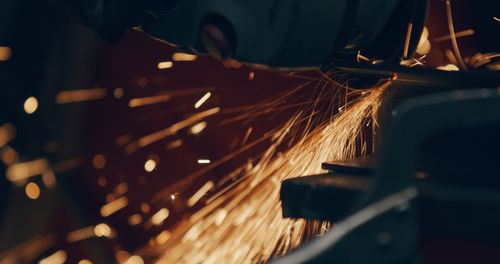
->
xmin=151 ymin=208 xmax=170 ymax=226
xmin=144 ymin=159 xmax=157 ymax=172
xmin=0 ymin=46 xmax=12 ymax=61
xmin=92 ymin=154 xmax=106 ymax=169
xmin=194 ymin=92 xmax=212 ymax=109
xmin=172 ymin=53 xmax=197 ymax=61
xmin=55 ymin=88 xmax=107 ymax=104
xmin=39 ymin=250 xmax=67 ymax=264
xmin=129 ymin=95 xmax=171 ymax=108
xmin=128 ymin=214 xmax=143 ymax=226
xmin=23 ymin=97 xmax=39 ymax=114
xmin=100 ymin=196 xmax=129 ymax=217
xmin=157 ymin=61 xmax=173 ymax=69
xmin=25 ymin=182 xmax=40 ymax=200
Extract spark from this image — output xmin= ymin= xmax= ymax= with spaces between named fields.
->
xmin=25 ymin=182 xmax=41 ymax=200
xmin=494 ymin=17 xmax=500 ymax=22
xmin=100 ymin=196 xmax=129 ymax=217
xmin=92 ymin=154 xmax=106 ymax=169
xmin=144 ymin=159 xmax=157 ymax=172
xmin=0 ymin=46 xmax=12 ymax=61
xmin=6 ymin=159 xmax=49 ymax=182
xmin=126 ymin=107 xmax=220 ymax=153
xmin=151 ymin=208 xmax=170 ymax=225
xmin=249 ymin=72 xmax=255 ymax=80
xmin=0 ymin=123 xmax=16 ymax=148
xmin=141 ymin=203 xmax=151 ymax=213
xmin=197 ymin=159 xmax=211 ymax=164
xmin=129 ymin=94 xmax=171 ymax=108
xmin=403 ymin=23 xmax=413 ymax=59
xmin=156 ymin=231 xmax=172 ymax=245
xmin=172 ymin=53 xmax=198 ymax=61
xmin=434 ymin=29 xmax=475 ymax=42
xmin=166 ymin=139 xmax=183 ymax=150
xmin=194 ymin=92 xmax=212 ymax=109
xmin=55 ymin=88 xmax=107 ymax=104
xmin=66 ymin=226 xmax=95 ymax=242
xmin=23 ymin=97 xmax=39 ymax=114
xmin=437 ymin=64 xmax=460 ymax=71
xmin=187 ymin=181 xmax=215 ymax=207
xmin=128 ymin=214 xmax=143 ymax=226
xmin=124 ymin=255 xmax=144 ymax=264
xmin=445 ymin=0 xmax=467 ymax=70
xmin=94 ymin=223 xmax=113 ymax=237
xmin=190 ymin=121 xmax=207 ymax=135
xmin=39 ymin=250 xmax=67 ymax=264
xmin=152 ymin=82 xmax=389 ymax=263
xmin=157 ymin=61 xmax=174 ymax=69
xmin=79 ymin=260 xmax=93 ymax=264
xmin=114 ymin=88 xmax=124 ymax=99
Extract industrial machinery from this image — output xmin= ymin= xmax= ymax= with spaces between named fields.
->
xmin=60 ymin=0 xmax=500 ymax=263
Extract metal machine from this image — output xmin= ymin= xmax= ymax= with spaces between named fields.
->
xmin=65 ymin=0 xmax=500 ymax=263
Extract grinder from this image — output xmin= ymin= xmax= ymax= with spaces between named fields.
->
xmin=66 ymin=0 xmax=428 ymax=70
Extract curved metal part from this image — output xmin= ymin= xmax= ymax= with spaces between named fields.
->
xmin=273 ymin=188 xmax=418 ymax=264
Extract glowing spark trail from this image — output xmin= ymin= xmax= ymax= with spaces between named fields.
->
xmin=55 ymin=88 xmax=107 ymax=104
xmin=151 ymin=83 xmax=389 ymax=263
xmin=129 ymin=95 xmax=171 ymax=108
xmin=194 ymin=92 xmax=212 ymax=109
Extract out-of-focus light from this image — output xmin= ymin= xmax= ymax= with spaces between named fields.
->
xmin=190 ymin=121 xmax=207 ymax=135
xmin=98 ymin=176 xmax=107 ymax=187
xmin=141 ymin=203 xmax=150 ymax=213
xmin=79 ymin=260 xmax=93 ymax=264
xmin=157 ymin=61 xmax=173 ymax=70
xmin=172 ymin=53 xmax=197 ymax=61
xmin=437 ymin=64 xmax=460 ymax=71
xmin=156 ymin=231 xmax=171 ymax=245
xmin=124 ymin=255 xmax=144 ymax=264
xmin=39 ymin=250 xmax=67 ymax=264
xmin=194 ymin=92 xmax=212 ymax=109
xmin=128 ymin=214 xmax=143 ymax=226
xmin=170 ymin=194 xmax=176 ymax=200
xmin=25 ymin=182 xmax=41 ymax=200
xmin=94 ymin=223 xmax=112 ymax=237
xmin=113 ymin=88 xmax=124 ymax=99
xmin=197 ymin=159 xmax=211 ymax=164
xmin=0 ymin=46 xmax=12 ymax=61
xmin=100 ymin=196 xmax=128 ymax=217
xmin=151 ymin=208 xmax=169 ymax=225
xmin=249 ymin=71 xmax=255 ymax=80
xmin=144 ymin=159 xmax=157 ymax=172
xmin=23 ymin=97 xmax=39 ymax=114
xmin=92 ymin=154 xmax=106 ymax=169
xmin=0 ymin=123 xmax=16 ymax=148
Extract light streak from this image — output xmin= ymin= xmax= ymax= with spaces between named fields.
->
xmin=197 ymin=159 xmax=211 ymax=164
xmin=25 ymin=182 xmax=41 ymax=200
xmin=39 ymin=250 xmax=67 ymax=264
xmin=129 ymin=95 xmax=171 ymax=108
xmin=23 ymin=97 xmax=39 ymax=114
xmin=55 ymin=88 xmax=107 ymax=104
xmin=166 ymin=139 xmax=183 ymax=150
xmin=157 ymin=61 xmax=173 ymax=69
xmin=151 ymin=208 xmax=170 ymax=225
xmin=172 ymin=53 xmax=197 ymax=61
xmin=100 ymin=196 xmax=129 ymax=217
xmin=194 ymin=92 xmax=212 ymax=109
xmin=189 ymin=121 xmax=207 ymax=135
xmin=187 ymin=181 xmax=215 ymax=207
xmin=156 ymin=231 xmax=172 ymax=245
xmin=434 ymin=29 xmax=475 ymax=42
xmin=153 ymin=83 xmax=389 ymax=263
xmin=0 ymin=46 xmax=12 ymax=61
xmin=6 ymin=159 xmax=49 ymax=182
xmin=79 ymin=260 xmax=93 ymax=264
xmin=66 ymin=226 xmax=95 ymax=242
xmin=494 ymin=17 xmax=500 ymax=22
xmin=126 ymin=107 xmax=220 ymax=153
xmin=403 ymin=23 xmax=413 ymax=59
